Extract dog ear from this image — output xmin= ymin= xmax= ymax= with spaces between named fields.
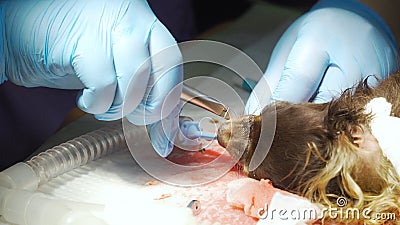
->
xmin=349 ymin=125 xmax=364 ymax=147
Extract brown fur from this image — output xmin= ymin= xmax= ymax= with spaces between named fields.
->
xmin=217 ymin=73 xmax=400 ymax=224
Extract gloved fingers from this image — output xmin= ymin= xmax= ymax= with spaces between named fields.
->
xmin=245 ymin=19 xmax=303 ymax=115
xmin=249 ymin=1 xmax=399 ymax=114
xmin=270 ymin=32 xmax=330 ymax=104
xmin=94 ymin=26 xmax=152 ymax=121
xmin=145 ymin=104 xmax=181 ymax=157
xmin=127 ymin=20 xmax=183 ymax=125
xmin=311 ymin=66 xmax=347 ymax=103
xmin=313 ymin=62 xmax=377 ymax=104
xmin=73 ymin=42 xmax=117 ymax=115
xmin=245 ymin=77 xmax=271 ymax=115
xmin=94 ymin=0 xmax=158 ymax=121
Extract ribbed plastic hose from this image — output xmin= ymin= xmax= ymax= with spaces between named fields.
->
xmin=25 ymin=123 xmax=127 ymax=185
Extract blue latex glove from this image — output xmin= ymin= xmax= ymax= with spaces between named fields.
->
xmin=1 ymin=0 xmax=183 ymax=156
xmin=245 ymin=0 xmax=399 ymax=115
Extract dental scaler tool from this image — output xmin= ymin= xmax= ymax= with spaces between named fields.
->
xmin=177 ymin=84 xmax=230 ymax=142
xmin=181 ymin=84 xmax=230 ymax=120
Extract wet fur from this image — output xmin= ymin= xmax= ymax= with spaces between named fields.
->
xmin=218 ymin=73 xmax=400 ymax=186
xmin=217 ymin=73 xmax=400 ymax=223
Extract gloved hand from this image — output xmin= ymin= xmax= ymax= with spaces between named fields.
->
xmin=245 ymin=0 xmax=399 ymax=115
xmin=1 ymin=0 xmax=183 ymax=156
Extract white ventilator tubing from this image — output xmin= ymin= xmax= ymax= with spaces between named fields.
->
xmin=0 ymin=123 xmax=198 ymax=225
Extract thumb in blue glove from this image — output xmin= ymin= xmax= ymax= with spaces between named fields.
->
xmin=245 ymin=0 xmax=399 ymax=115
xmin=146 ymin=104 xmax=181 ymax=157
xmin=123 ymin=18 xmax=183 ymax=157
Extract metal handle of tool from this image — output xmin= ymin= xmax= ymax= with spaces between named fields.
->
xmin=181 ymin=84 xmax=230 ymax=120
